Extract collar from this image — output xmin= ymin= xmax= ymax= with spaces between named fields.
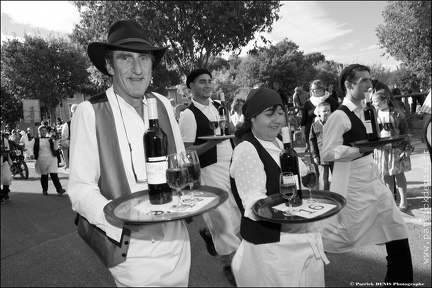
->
xmin=191 ymin=97 xmax=215 ymax=109
xmin=342 ymin=97 xmax=365 ymax=112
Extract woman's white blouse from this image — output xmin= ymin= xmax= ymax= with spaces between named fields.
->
xmin=230 ymin=134 xmax=283 ymax=221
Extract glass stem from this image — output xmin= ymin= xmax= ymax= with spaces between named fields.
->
xmin=177 ymin=189 xmax=182 ymax=205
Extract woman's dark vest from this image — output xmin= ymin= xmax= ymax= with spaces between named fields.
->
xmin=230 ymin=132 xmax=281 ymax=244
xmin=33 ymin=137 xmax=56 ymax=159
xmin=187 ymin=102 xmax=221 ymax=168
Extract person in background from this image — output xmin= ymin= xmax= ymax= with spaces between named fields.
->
xmin=372 ymin=89 xmax=413 ymax=212
xmin=309 ymin=101 xmax=334 ymax=190
xmin=372 ymin=78 xmax=399 ymax=109
xmin=293 ymin=86 xmax=309 ymax=117
xmin=230 ymin=98 xmax=245 ymax=129
xmin=408 ymin=73 xmax=425 ymax=113
xmin=272 ymin=81 xmax=288 ymax=108
xmin=1 ymin=132 xmax=12 ymax=204
xmin=328 ymin=84 xmax=338 ymax=102
xmin=9 ymin=129 xmax=20 ymax=144
xmin=230 ymin=87 xmax=329 ymax=286
xmin=321 ymin=64 xmax=413 ymax=284
xmin=419 ymin=89 xmax=431 ymax=162
xmin=178 ymin=68 xmax=241 ymax=286
xmin=61 ymin=104 xmax=78 ymax=169
xmin=19 ymin=129 xmax=34 ymax=160
xmin=31 ymin=125 xmax=66 ymax=196
xmin=301 ymin=80 xmax=339 ymax=159
xmin=391 ymin=84 xmax=407 ymax=113
xmin=67 ymin=20 xmax=190 ymax=287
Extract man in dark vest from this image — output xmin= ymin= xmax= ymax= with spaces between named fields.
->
xmin=178 ymin=68 xmax=241 ymax=286
xmin=66 ymin=20 xmax=190 ymax=286
xmin=321 ymin=64 xmax=413 ymax=284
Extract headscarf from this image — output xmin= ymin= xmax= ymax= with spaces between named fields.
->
xmin=243 ymin=88 xmax=283 ymax=121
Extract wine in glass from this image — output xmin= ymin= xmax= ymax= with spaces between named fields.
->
xmin=280 ymin=172 xmax=299 ymax=216
xmin=301 ymin=163 xmax=318 ymax=203
xmin=182 ymin=150 xmax=202 ymax=204
xmin=209 ymin=117 xmax=219 ymax=136
xmin=218 ymin=115 xmax=228 ymax=136
xmin=382 ymin=113 xmax=395 ymax=138
xmin=166 ymin=153 xmax=190 ymax=211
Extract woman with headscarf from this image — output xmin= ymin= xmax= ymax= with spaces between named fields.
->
xmin=229 ymin=87 xmax=329 ymax=286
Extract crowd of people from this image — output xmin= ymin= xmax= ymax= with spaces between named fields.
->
xmin=1 ymin=19 xmax=431 ymax=287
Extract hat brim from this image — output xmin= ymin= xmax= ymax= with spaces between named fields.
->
xmin=88 ymin=42 xmax=167 ymax=76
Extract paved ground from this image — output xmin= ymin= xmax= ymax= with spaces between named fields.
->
xmin=1 ymin=119 xmax=430 ymax=287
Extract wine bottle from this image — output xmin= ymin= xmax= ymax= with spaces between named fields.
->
xmin=280 ymin=126 xmax=302 ymax=206
xmin=217 ymin=92 xmax=230 ymax=136
xmin=144 ymin=98 xmax=172 ymax=204
xmin=363 ymin=91 xmax=380 ymax=141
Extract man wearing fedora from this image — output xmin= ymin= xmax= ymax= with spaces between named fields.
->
xmin=67 ymin=20 xmax=190 ymax=286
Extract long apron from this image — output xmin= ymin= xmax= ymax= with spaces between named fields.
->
xmin=321 ymin=154 xmax=409 ymax=253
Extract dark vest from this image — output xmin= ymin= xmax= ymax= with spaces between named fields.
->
xmin=33 ymin=137 xmax=56 ymax=160
xmin=187 ymin=102 xmax=221 ymax=168
xmin=230 ymin=132 xmax=281 ymax=244
xmin=75 ymin=91 xmax=177 ymax=268
xmin=338 ymin=105 xmax=368 ymax=145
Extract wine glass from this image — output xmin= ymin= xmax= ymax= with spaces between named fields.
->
xmin=209 ymin=116 xmax=219 ymax=136
xmin=166 ymin=153 xmax=190 ymax=211
xmin=218 ymin=115 xmax=228 ymax=136
xmin=182 ymin=150 xmax=202 ymax=204
xmin=382 ymin=113 xmax=395 ymax=138
xmin=301 ymin=163 xmax=318 ymax=203
xmin=280 ymin=172 xmax=299 ymax=216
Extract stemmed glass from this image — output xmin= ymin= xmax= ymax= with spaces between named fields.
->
xmin=218 ymin=114 xmax=228 ymax=136
xmin=280 ymin=172 xmax=299 ymax=216
xmin=382 ymin=112 xmax=395 ymax=138
xmin=182 ymin=150 xmax=202 ymax=204
xmin=301 ymin=163 xmax=318 ymax=203
xmin=166 ymin=153 xmax=190 ymax=211
xmin=209 ymin=116 xmax=219 ymax=136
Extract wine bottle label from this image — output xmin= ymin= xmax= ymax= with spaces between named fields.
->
xmin=146 ymin=158 xmax=168 ymax=184
xmin=364 ymin=120 xmax=373 ymax=134
xmin=281 ymin=126 xmax=290 ymax=143
xmin=293 ymin=174 xmax=300 ymax=190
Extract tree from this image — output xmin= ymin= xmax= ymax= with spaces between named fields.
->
xmin=0 ymin=85 xmax=22 ymax=129
xmin=376 ymin=1 xmax=431 ymax=78
xmin=70 ymin=1 xmax=281 ymax=78
xmin=1 ymin=35 xmax=92 ymax=123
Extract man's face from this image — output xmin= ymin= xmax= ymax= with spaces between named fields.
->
xmin=106 ymin=51 xmax=153 ymax=100
xmin=190 ymin=74 xmax=213 ymax=101
xmin=39 ymin=128 xmax=47 ymax=137
xmin=273 ymin=82 xmax=280 ymax=91
xmin=347 ymin=70 xmax=373 ymax=101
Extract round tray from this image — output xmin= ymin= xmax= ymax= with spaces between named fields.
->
xmin=104 ymin=185 xmax=228 ymax=224
xmin=198 ymin=135 xmax=235 ymax=140
xmin=252 ymin=190 xmax=346 ymax=224
xmin=350 ymin=134 xmax=410 ymax=148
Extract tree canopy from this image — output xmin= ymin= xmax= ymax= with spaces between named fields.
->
xmin=376 ymin=1 xmax=431 ymax=77
xmin=70 ymin=1 xmax=281 ymax=78
xmin=1 ymin=35 xmax=92 ymax=123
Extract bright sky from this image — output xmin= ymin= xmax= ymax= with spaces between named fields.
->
xmin=0 ymin=1 xmax=402 ymax=70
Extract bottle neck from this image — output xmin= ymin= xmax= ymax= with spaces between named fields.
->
xmin=281 ymin=126 xmax=292 ymax=149
xmin=149 ymin=119 xmax=159 ymax=127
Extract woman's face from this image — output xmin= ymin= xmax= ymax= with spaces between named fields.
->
xmin=236 ymin=102 xmax=244 ymax=114
xmin=310 ymin=84 xmax=325 ymax=97
xmin=251 ymin=105 xmax=285 ymax=141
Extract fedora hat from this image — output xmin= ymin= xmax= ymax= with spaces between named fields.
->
xmin=88 ymin=20 xmax=167 ymax=76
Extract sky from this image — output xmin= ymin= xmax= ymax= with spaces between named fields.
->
xmin=0 ymin=1 xmax=402 ymax=70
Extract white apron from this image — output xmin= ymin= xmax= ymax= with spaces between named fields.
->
xmin=232 ymin=224 xmax=328 ymax=287
xmin=109 ymin=221 xmax=191 ymax=287
xmin=201 ymin=155 xmax=242 ymax=256
xmin=321 ymin=154 xmax=409 ymax=253
xmin=35 ymin=139 xmax=58 ymax=175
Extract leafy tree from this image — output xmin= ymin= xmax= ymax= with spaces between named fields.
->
xmin=70 ymin=1 xmax=281 ymax=78
xmin=1 ymin=35 xmax=92 ymax=123
xmin=0 ymin=85 xmax=22 ymax=129
xmin=376 ymin=1 xmax=431 ymax=78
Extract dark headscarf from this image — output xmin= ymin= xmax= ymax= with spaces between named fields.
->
xmin=243 ymin=88 xmax=283 ymax=121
